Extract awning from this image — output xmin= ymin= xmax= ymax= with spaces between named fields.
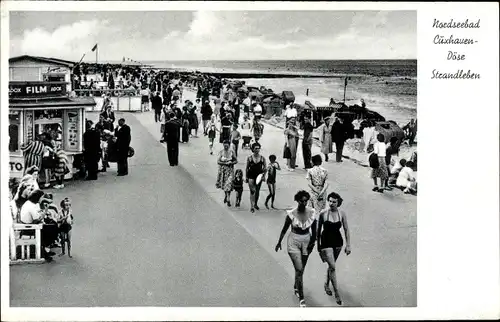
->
xmin=9 ymin=97 xmax=96 ymax=109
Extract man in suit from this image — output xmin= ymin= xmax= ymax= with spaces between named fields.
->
xmin=331 ymin=117 xmax=347 ymax=163
xmin=114 ymin=118 xmax=131 ymax=176
xmin=163 ymin=112 xmax=181 ymax=166
xmin=83 ymin=120 xmax=102 ymax=180
xmin=151 ymin=91 xmax=163 ymax=123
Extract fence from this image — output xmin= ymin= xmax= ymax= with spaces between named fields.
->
xmin=74 ymin=89 xmax=143 ymax=112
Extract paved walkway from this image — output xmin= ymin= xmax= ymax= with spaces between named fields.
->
xmin=132 ymin=89 xmax=417 ymax=307
xmin=10 ymin=112 xmax=296 ymax=307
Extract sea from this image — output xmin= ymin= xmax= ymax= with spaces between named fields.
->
xmin=146 ymin=60 xmax=417 ymax=126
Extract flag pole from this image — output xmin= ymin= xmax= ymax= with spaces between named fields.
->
xmin=343 ymin=75 xmax=348 ymax=103
xmin=95 ymin=44 xmax=98 ymax=66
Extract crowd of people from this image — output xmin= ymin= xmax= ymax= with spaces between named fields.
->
xmin=11 ymin=64 xmax=416 ymax=307
xmin=9 ymin=167 xmax=74 ymax=262
xmin=131 ymin=74 xmax=355 ymax=307
xmin=126 ymin=72 xmax=416 ymax=307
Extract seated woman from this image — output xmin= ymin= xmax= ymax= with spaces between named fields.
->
xmin=396 ymin=161 xmax=417 ymax=194
xmin=388 ymin=158 xmax=406 ymax=186
xmin=19 ymin=190 xmax=58 ymax=261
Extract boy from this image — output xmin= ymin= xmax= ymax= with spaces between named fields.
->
xmin=233 ymin=169 xmax=244 ymax=207
xmin=207 ymin=115 xmax=219 ymax=155
xmin=230 ymin=124 xmax=242 ymax=158
xmin=264 ymin=154 xmax=281 ymax=209
xmin=240 ymin=115 xmax=252 ymax=149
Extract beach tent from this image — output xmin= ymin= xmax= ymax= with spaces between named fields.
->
xmin=249 ymin=90 xmax=263 ymax=100
xmin=375 ymin=121 xmax=405 ymax=150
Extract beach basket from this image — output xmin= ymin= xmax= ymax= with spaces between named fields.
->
xmin=375 ymin=122 xmax=405 ymax=150
xmin=282 ymin=91 xmax=295 ymax=104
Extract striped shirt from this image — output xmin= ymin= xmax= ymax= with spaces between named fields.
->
xmin=22 ymin=140 xmax=45 ymax=173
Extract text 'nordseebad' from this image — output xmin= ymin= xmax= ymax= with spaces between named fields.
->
xmin=433 ymin=18 xmax=480 ymax=29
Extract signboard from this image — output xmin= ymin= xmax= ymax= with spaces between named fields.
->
xmin=64 ymin=109 xmax=81 ymax=152
xmin=9 ymin=82 xmax=67 ymax=98
xmin=24 ymin=111 xmax=34 ymax=143
xmin=9 ymin=155 xmax=25 ymax=178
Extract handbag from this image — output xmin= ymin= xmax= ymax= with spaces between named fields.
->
xmin=283 ymin=143 xmax=291 ymax=159
xmin=369 ymin=153 xmax=379 ymax=168
xmin=128 ymin=147 xmax=135 ymax=158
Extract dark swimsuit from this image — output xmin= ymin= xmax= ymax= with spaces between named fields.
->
xmin=247 ymin=155 xmax=265 ymax=180
xmin=320 ymin=210 xmax=343 ymax=249
xmin=267 ymin=165 xmax=277 ymax=184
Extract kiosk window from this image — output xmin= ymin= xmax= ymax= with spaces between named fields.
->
xmin=34 ymin=109 xmax=63 ymax=120
xmin=9 ymin=111 xmax=21 ymax=152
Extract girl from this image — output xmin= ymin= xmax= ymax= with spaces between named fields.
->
xmin=233 ymin=169 xmax=244 ymax=208
xmin=275 ymin=190 xmax=317 ymax=307
xmin=371 ymin=133 xmax=389 ymax=193
xmin=207 ymin=115 xmax=219 ymax=155
xmin=58 ymin=198 xmax=74 ymax=258
xmin=317 ymin=192 xmax=351 ymax=305
xmin=251 ymin=118 xmax=264 ymax=143
xmin=264 ymin=154 xmax=281 ymax=209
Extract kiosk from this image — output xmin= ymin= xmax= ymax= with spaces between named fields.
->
xmin=9 ymin=56 xmax=96 ymax=179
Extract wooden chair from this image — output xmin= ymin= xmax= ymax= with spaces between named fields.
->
xmin=10 ymin=223 xmax=45 ymax=265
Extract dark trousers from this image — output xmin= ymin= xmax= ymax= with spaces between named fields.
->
xmin=166 ymin=141 xmax=179 ymax=166
xmin=42 ymin=224 xmax=59 ymax=248
xmin=335 ymin=141 xmax=344 ymax=162
xmin=154 ymin=109 xmax=162 ymax=123
xmin=302 ymin=141 xmax=312 ymax=168
xmin=84 ymin=155 xmax=99 ymax=179
xmin=117 ymin=157 xmax=129 ymax=175
xmin=232 ymin=140 xmax=239 ymax=158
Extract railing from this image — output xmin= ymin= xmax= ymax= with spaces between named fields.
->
xmin=74 ymin=89 xmax=143 ymax=112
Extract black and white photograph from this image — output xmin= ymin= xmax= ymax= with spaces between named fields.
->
xmin=1 ymin=1 xmax=498 ymax=321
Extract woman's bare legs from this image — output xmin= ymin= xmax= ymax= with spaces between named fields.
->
xmin=288 ymin=252 xmax=309 ymax=303
xmin=248 ymin=179 xmax=256 ymax=212
xmin=324 ymin=247 xmax=342 ymax=304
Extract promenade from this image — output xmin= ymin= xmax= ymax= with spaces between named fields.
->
xmin=10 ymin=89 xmax=416 ymax=308
xmin=133 ymin=89 xmax=417 ymax=307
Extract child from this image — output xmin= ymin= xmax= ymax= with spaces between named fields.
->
xmin=230 ymin=124 xmax=242 ymax=158
xmin=240 ymin=115 xmax=252 ymax=149
xmin=389 ymin=158 xmax=406 ymax=186
xmin=207 ymin=115 xmax=219 ymax=155
xmin=233 ymin=169 xmax=244 ymax=207
xmin=58 ymin=197 xmax=74 ymax=258
xmin=264 ymin=154 xmax=281 ymax=209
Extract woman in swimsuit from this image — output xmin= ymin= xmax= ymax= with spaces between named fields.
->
xmin=275 ymin=190 xmax=317 ymax=307
xmin=245 ymin=142 xmax=267 ymax=213
xmin=317 ymin=192 xmax=351 ymax=305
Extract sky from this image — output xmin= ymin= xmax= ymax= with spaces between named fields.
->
xmin=9 ymin=11 xmax=417 ymax=61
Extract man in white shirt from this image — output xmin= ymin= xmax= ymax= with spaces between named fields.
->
xmin=285 ymin=104 xmax=298 ymax=127
xmin=352 ymin=117 xmax=362 ymax=138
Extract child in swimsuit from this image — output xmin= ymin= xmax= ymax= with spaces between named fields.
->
xmin=233 ymin=169 xmax=244 ymax=207
xmin=265 ymin=154 xmax=281 ymax=209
